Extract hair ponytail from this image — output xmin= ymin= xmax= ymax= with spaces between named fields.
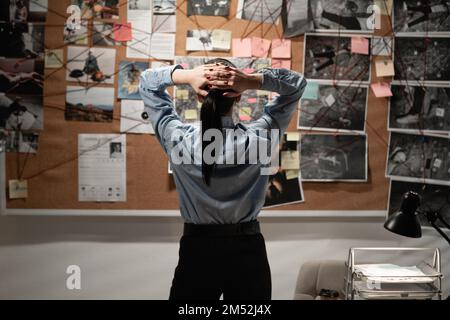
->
xmin=200 ymin=58 xmax=237 ymax=185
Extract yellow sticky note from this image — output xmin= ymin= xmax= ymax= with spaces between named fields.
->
xmin=375 ymin=58 xmax=395 ymax=77
xmin=185 ymin=109 xmax=198 ymax=120
xmin=256 ymin=90 xmax=270 ymax=96
xmin=286 ymin=132 xmax=300 ymax=141
xmin=285 ymin=170 xmax=299 ymax=180
xmin=176 ymin=89 xmax=189 ymax=100
xmin=281 ymin=151 xmax=300 ymax=170
xmin=197 ymin=101 xmax=202 ymax=109
xmin=9 ymin=180 xmax=28 ymax=199
xmin=239 ymin=107 xmax=252 ymax=121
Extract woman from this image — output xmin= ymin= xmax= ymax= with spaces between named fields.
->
xmin=139 ymin=58 xmax=306 ymax=300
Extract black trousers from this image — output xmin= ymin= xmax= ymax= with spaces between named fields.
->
xmin=169 ymin=220 xmax=271 ymax=300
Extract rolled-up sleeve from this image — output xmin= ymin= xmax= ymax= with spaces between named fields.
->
xmin=139 ymin=65 xmax=185 ymax=154
xmin=249 ymin=68 xmax=307 ymax=135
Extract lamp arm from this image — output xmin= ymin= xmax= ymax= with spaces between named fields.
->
xmin=429 ymin=221 xmax=450 ymax=246
xmin=435 ymin=211 xmax=450 ymax=231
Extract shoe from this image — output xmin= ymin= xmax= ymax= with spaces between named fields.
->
xmin=396 ymin=114 xmax=420 ymax=124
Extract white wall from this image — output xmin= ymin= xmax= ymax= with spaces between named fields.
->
xmin=0 ymin=214 xmax=449 ymax=299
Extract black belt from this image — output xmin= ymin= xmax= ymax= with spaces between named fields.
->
xmin=183 ymin=220 xmax=260 ymax=237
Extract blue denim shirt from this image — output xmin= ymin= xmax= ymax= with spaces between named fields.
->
xmin=139 ymin=65 xmax=306 ymax=224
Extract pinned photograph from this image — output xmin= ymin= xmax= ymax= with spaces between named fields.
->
xmin=5 ymin=131 xmax=39 ymax=153
xmin=386 ymin=132 xmax=450 ymax=186
xmin=153 ymin=0 xmax=176 ymax=14
xmin=281 ymin=0 xmax=313 ymax=38
xmin=394 ymin=0 xmax=450 ymax=34
xmin=186 ymin=29 xmax=232 ymax=52
xmin=304 ymin=34 xmax=371 ymax=83
xmin=389 ymin=84 xmax=450 ymax=134
xmin=174 ymin=56 xmax=271 ymax=124
xmin=264 ymin=132 xmax=304 ymax=208
xmin=0 ymin=0 xmax=47 ymax=22
xmin=0 ymin=58 xmax=44 ymax=95
xmin=118 ymin=61 xmax=149 ymax=100
xmin=388 ymin=180 xmax=450 ymax=227
xmin=309 ymin=0 xmax=374 ymax=32
xmin=66 ymin=46 xmax=116 ymax=84
xmin=300 ymin=133 xmax=368 ymax=181
xmin=0 ymin=22 xmax=45 ymax=59
xmin=0 ymin=93 xmax=43 ymax=131
xmin=129 ymin=0 xmax=152 ymax=10
xmin=65 ymin=85 xmax=115 ymax=122
xmin=394 ymin=36 xmax=450 ymax=83
xmin=109 ymin=142 xmax=123 ymax=159
xmin=93 ymin=22 xmax=118 ymax=46
xmin=298 ymin=82 xmax=368 ymax=133
xmin=236 ymin=0 xmax=282 ymax=24
xmin=64 ymin=19 xmax=88 ymax=45
xmin=187 ymin=0 xmax=230 ymax=17
xmin=71 ymin=0 xmax=119 ymax=19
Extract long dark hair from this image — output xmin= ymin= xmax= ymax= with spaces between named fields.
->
xmin=201 ymin=58 xmax=237 ymax=185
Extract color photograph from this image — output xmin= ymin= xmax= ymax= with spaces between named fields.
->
xmin=118 ymin=61 xmax=149 ymax=100
xmin=65 ymin=85 xmax=115 ymax=122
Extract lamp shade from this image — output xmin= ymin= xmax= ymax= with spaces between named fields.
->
xmin=384 ymin=191 xmax=422 ymax=238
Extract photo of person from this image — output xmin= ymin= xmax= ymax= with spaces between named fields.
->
xmin=300 ymin=134 xmax=368 ymax=181
xmin=0 ymin=93 xmax=43 ymax=131
xmin=389 ymin=84 xmax=450 ymax=134
xmin=0 ymin=0 xmax=46 ymax=23
xmin=118 ymin=61 xmax=149 ymax=100
xmin=64 ymin=20 xmax=88 ymax=45
xmin=394 ymin=0 xmax=450 ymax=33
xmin=65 ymin=85 xmax=114 ymax=122
xmin=187 ymin=0 xmax=230 ymax=17
xmin=304 ymin=34 xmax=371 ymax=82
xmin=388 ymin=180 xmax=450 ymax=228
xmin=153 ymin=0 xmax=176 ymax=14
xmin=5 ymin=130 xmax=39 ymax=153
xmin=0 ymin=58 xmax=44 ymax=95
xmin=0 ymin=22 xmax=45 ymax=59
xmin=109 ymin=142 xmax=122 ymax=159
xmin=386 ymin=132 xmax=450 ymax=185
xmin=394 ymin=36 xmax=450 ymax=83
xmin=71 ymin=0 xmax=119 ymax=20
xmin=237 ymin=0 xmax=283 ymax=24
xmin=310 ymin=0 xmax=374 ymax=32
xmin=66 ymin=46 xmax=116 ymax=84
xmin=298 ymin=83 xmax=368 ymax=133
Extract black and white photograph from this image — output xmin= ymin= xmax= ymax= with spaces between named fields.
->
xmin=129 ymin=0 xmax=151 ymax=10
xmin=264 ymin=133 xmax=304 ymax=208
xmin=388 ymin=180 xmax=450 ymax=228
xmin=0 ymin=0 xmax=47 ymax=23
xmin=66 ymin=46 xmax=116 ymax=84
xmin=118 ymin=61 xmax=149 ymax=100
xmin=187 ymin=0 xmax=230 ymax=17
xmin=237 ymin=0 xmax=283 ymax=24
xmin=72 ymin=0 xmax=119 ymax=19
xmin=186 ymin=29 xmax=232 ymax=52
xmin=65 ymin=85 xmax=115 ymax=123
xmin=92 ymin=22 xmax=118 ymax=47
xmin=0 ymin=22 xmax=45 ymax=59
xmin=389 ymin=84 xmax=450 ymax=134
xmin=386 ymin=132 xmax=450 ymax=186
xmin=304 ymin=34 xmax=371 ymax=82
xmin=310 ymin=0 xmax=374 ymax=32
xmin=5 ymin=131 xmax=39 ymax=153
xmin=0 ymin=93 xmax=43 ymax=131
xmin=153 ymin=0 xmax=176 ymax=14
xmin=64 ymin=19 xmax=88 ymax=45
xmin=394 ymin=36 xmax=450 ymax=83
xmin=300 ymin=133 xmax=368 ymax=181
xmin=174 ymin=56 xmax=271 ymax=124
xmin=110 ymin=142 xmax=123 ymax=159
xmin=298 ymin=82 xmax=368 ymax=133
xmin=393 ymin=0 xmax=450 ymax=34
xmin=0 ymin=58 xmax=44 ymax=95
xmin=282 ymin=0 xmax=314 ymax=38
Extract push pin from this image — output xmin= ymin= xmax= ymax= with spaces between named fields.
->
xmin=141 ymin=112 xmax=149 ymax=120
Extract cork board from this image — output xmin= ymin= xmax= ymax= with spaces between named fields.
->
xmin=4 ymin=0 xmax=391 ymax=212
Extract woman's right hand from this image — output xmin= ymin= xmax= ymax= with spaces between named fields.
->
xmin=210 ymin=66 xmax=263 ymax=98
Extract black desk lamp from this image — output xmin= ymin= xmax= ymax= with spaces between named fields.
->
xmin=384 ymin=191 xmax=450 ymax=245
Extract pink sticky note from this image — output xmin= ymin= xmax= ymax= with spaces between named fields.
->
xmin=272 ymin=59 xmax=291 ymax=69
xmin=371 ymin=82 xmax=392 ymax=98
xmin=247 ymin=98 xmax=257 ymax=104
xmin=251 ymin=37 xmax=271 ymax=58
xmin=271 ymin=39 xmax=291 ymax=58
xmin=243 ymin=68 xmax=255 ymax=74
xmin=239 ymin=114 xmax=251 ymax=121
xmin=351 ymin=36 xmax=369 ymax=55
xmin=232 ymin=38 xmax=252 ymax=58
xmin=113 ymin=22 xmax=132 ymax=42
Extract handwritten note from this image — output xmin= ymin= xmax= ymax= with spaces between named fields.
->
xmin=371 ymin=82 xmax=392 ymax=98
xmin=271 ymin=39 xmax=291 ymax=58
xmin=351 ymin=36 xmax=369 ymax=55
xmin=375 ymin=58 xmax=395 ymax=77
xmin=114 ymin=22 xmax=133 ymax=42
xmin=232 ymin=38 xmax=252 ymax=57
xmin=9 ymin=180 xmax=28 ymax=199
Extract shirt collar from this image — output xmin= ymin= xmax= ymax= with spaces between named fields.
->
xmin=221 ymin=116 xmax=234 ymax=129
